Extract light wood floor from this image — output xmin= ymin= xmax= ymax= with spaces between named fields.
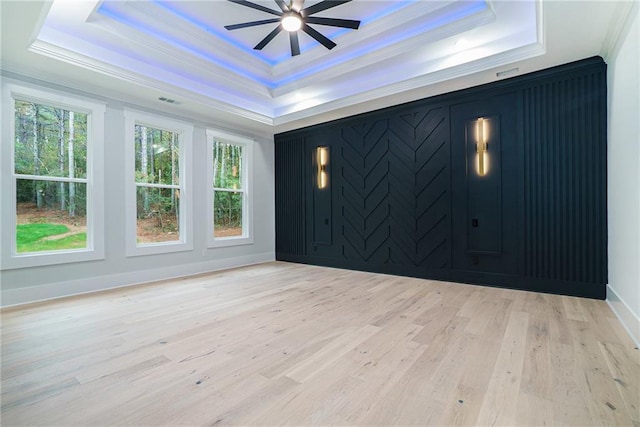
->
xmin=1 ymin=262 xmax=638 ymax=426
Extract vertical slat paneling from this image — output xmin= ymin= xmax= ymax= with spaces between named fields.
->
xmin=596 ymin=70 xmax=608 ymax=285
xmin=275 ymin=57 xmax=607 ymax=299
xmin=522 ymin=68 xmax=607 ymax=286
xmin=275 ymin=136 xmax=306 ymax=256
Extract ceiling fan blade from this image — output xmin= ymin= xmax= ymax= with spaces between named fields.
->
xmin=225 ymin=18 xmax=282 ymax=30
xmin=274 ymin=0 xmax=289 ymax=12
xmin=289 ymin=31 xmax=300 ymax=56
xmin=301 ymin=0 xmax=351 ymax=17
xmin=301 ymin=24 xmax=336 ymax=50
xmin=305 ymin=16 xmax=360 ymax=29
xmin=292 ymin=0 xmax=304 ymax=12
xmin=227 ymin=0 xmax=282 ymax=16
xmin=254 ymin=25 xmax=283 ymax=50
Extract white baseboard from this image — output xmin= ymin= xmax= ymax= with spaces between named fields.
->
xmin=607 ymin=285 xmax=640 ymax=347
xmin=1 ymin=252 xmax=275 ymax=308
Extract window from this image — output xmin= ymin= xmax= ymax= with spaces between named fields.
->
xmin=124 ymin=110 xmax=193 ymax=256
xmin=207 ymin=129 xmax=253 ymax=247
xmin=0 ymin=81 xmax=105 ymax=269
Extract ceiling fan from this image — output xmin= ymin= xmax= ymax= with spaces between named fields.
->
xmin=224 ymin=0 xmax=361 ymax=56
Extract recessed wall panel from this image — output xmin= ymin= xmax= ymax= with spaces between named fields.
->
xmin=451 ymin=93 xmax=518 ymax=275
xmin=275 ymin=57 xmax=608 ymax=299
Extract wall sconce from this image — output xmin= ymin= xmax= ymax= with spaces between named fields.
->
xmin=475 ymin=117 xmax=489 ymax=176
xmin=316 ymin=146 xmax=329 ymax=189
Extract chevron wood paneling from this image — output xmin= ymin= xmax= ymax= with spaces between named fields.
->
xmin=388 ymin=107 xmax=450 ymax=269
xmin=275 ymin=57 xmax=608 ymax=300
xmin=339 ymin=120 xmax=391 ymax=263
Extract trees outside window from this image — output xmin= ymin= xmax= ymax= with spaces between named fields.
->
xmin=14 ymin=101 xmax=88 ymax=253
xmin=213 ymin=141 xmax=243 ymax=238
xmin=124 ymin=110 xmax=193 ymax=256
xmin=207 ymin=130 xmax=253 ymax=247
xmin=134 ymin=125 xmax=181 ymax=244
xmin=1 ymin=82 xmax=105 ymax=269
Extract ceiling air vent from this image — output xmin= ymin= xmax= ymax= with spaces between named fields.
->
xmin=496 ymin=68 xmax=519 ymax=78
xmin=158 ymin=97 xmax=180 ymax=105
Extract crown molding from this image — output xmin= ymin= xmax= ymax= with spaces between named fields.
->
xmin=26 ymin=39 xmax=275 ymax=125
xmin=600 ymin=1 xmax=637 ymax=62
xmin=95 ymin=1 xmax=278 ymax=90
xmin=270 ymin=3 xmax=495 ymax=99
xmin=273 ymin=42 xmax=546 ymax=126
xmin=269 ymin=1 xmax=461 ymax=77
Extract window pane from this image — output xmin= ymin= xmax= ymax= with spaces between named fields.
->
xmin=213 ymin=140 xmax=242 ymax=190
xmin=136 ymin=186 xmax=180 ymax=244
xmin=213 ymin=191 xmax=243 ymax=237
xmin=16 ymin=179 xmax=87 ymax=253
xmin=14 ymin=100 xmax=88 ymax=179
xmin=135 ymin=125 xmax=179 ymax=185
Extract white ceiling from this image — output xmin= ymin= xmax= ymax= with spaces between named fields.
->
xmin=0 ymin=1 xmax=632 ymax=135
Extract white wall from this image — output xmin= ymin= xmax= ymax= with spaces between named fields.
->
xmin=607 ymin=4 xmax=640 ymax=345
xmin=0 ymin=75 xmax=275 ymax=307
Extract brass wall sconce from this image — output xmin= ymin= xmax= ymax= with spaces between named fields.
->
xmin=475 ymin=117 xmax=489 ymax=176
xmin=316 ymin=146 xmax=329 ymax=189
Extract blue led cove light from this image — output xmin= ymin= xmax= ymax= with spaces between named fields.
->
xmin=97 ymin=2 xmax=276 ymax=88
xmin=272 ymin=0 xmax=488 ymax=87
xmin=152 ymin=0 xmax=415 ymax=65
xmin=96 ymin=0 xmax=488 ymax=91
xmin=152 ymin=0 xmax=280 ymax=66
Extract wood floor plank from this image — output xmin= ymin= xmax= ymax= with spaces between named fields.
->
xmin=436 ymin=383 xmax=485 ymax=426
xmin=1 ymin=261 xmax=637 ymax=426
xmin=520 ymin=312 xmax=553 ymax=399
xmin=568 ymin=319 xmax=634 ymax=425
xmin=283 ymin=324 xmax=381 ymax=383
xmin=515 ymin=392 xmax=554 ymax=426
xmin=598 ymin=341 xmax=640 ymax=424
xmin=340 ymin=340 xmax=427 ymax=424
xmin=476 ymin=310 xmax=529 ymax=426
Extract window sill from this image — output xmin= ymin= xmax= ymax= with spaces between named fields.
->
xmin=126 ymin=241 xmax=194 ymax=257
xmin=1 ymin=248 xmax=105 ymax=270
xmin=208 ymin=235 xmax=254 ymax=249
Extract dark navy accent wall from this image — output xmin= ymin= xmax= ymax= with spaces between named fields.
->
xmin=388 ymin=106 xmax=451 ymax=270
xmin=274 ymin=57 xmax=607 ymax=299
xmin=520 ymin=67 xmax=608 ymax=292
xmin=275 ymin=135 xmax=306 ymax=257
xmin=339 ymin=118 xmax=392 ymax=264
xmin=451 ymin=93 xmax=519 ymax=276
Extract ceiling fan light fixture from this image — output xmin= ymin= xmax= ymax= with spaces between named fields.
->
xmin=282 ymin=12 xmax=302 ymax=32
xmin=225 ymin=0 xmax=361 ymax=56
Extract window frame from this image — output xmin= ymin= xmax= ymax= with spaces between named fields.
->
xmin=207 ymin=129 xmax=254 ymax=248
xmin=0 ymin=80 xmax=106 ymax=270
xmin=124 ymin=109 xmax=193 ymax=257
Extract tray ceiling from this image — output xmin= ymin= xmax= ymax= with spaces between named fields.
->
xmin=29 ymin=0 xmax=540 ymax=125
xmin=1 ymin=0 xmax=630 ymax=132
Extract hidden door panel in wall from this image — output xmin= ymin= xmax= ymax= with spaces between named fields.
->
xmin=339 ymin=119 xmax=391 ymax=264
xmin=521 ymin=68 xmax=607 ymax=295
xmin=387 ymin=106 xmax=451 ymax=269
xmin=305 ymin=128 xmax=341 ymax=258
xmin=275 ymin=136 xmax=306 ymax=256
xmin=275 ymin=57 xmax=607 ymax=299
xmin=451 ymin=93 xmax=518 ymax=275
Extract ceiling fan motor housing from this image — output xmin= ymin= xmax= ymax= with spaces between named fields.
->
xmin=225 ymin=0 xmax=361 ymax=56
